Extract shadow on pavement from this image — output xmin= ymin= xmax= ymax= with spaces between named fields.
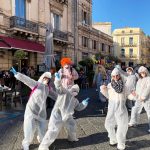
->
xmin=127 ymin=123 xmax=149 ymax=139
xmin=30 ymin=132 xmax=108 ymax=150
xmin=126 ymin=139 xmax=150 ymax=150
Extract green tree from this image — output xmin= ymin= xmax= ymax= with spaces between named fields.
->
xmin=14 ymin=50 xmax=26 ymax=71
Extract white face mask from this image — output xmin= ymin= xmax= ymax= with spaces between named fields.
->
xmin=43 ymin=80 xmax=48 ymax=85
xmin=127 ymin=71 xmax=132 ymax=75
xmin=140 ymin=73 xmax=146 ymax=78
xmin=72 ymin=91 xmax=78 ymax=96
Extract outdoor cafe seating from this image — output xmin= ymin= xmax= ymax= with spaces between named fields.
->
xmin=0 ymin=84 xmax=22 ymax=110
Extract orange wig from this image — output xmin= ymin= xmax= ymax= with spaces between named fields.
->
xmin=60 ymin=57 xmax=72 ymax=67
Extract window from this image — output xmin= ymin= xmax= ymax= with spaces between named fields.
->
xmin=92 ymin=40 xmax=97 ymax=49
xmin=82 ymin=10 xmax=89 ymax=25
xmin=82 ymin=52 xmax=88 ymax=60
xmin=121 ymin=37 xmax=125 ymax=45
xmin=82 ymin=36 xmax=88 ymax=48
xmin=130 ymin=30 xmax=133 ymax=33
xmin=102 ymin=43 xmax=105 ymax=51
xmin=129 ymin=37 xmax=133 ymax=45
xmin=122 ymin=30 xmax=125 ymax=34
xmin=108 ymin=46 xmax=111 ymax=53
xmin=129 ymin=48 xmax=133 ymax=57
xmin=53 ymin=13 xmax=61 ymax=30
xmin=121 ymin=49 xmax=125 ymax=57
xmin=15 ymin=0 xmax=26 ymax=18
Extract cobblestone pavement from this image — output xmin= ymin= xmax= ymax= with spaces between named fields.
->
xmin=0 ymin=88 xmax=150 ymax=150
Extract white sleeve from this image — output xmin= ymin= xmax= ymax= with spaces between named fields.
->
xmin=74 ymin=99 xmax=87 ymax=111
xmin=15 ymin=72 xmax=37 ymax=89
xmin=100 ymin=85 xmax=109 ymax=99
xmin=54 ymin=78 xmax=67 ymax=94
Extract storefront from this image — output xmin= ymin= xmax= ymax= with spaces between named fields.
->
xmin=0 ymin=35 xmax=45 ymax=71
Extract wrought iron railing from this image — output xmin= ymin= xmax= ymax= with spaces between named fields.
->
xmin=53 ymin=29 xmax=68 ymax=41
xmin=10 ymin=16 xmax=38 ymax=33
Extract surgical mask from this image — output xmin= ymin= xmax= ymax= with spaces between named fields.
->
xmin=140 ymin=73 xmax=146 ymax=78
xmin=127 ymin=71 xmax=132 ymax=75
xmin=72 ymin=91 xmax=78 ymax=96
xmin=43 ymin=80 xmax=48 ymax=85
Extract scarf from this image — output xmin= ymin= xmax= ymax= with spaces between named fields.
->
xmin=111 ymin=79 xmax=124 ymax=93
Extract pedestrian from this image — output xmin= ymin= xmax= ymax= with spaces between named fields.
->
xmin=10 ymin=67 xmax=57 ymax=150
xmin=125 ymin=67 xmax=137 ymax=111
xmin=38 ymin=72 xmax=89 ymax=150
xmin=100 ymin=68 xmax=130 ymax=150
xmin=3 ymin=71 xmax=10 ymax=87
xmin=93 ymin=65 xmax=107 ymax=102
xmin=58 ymin=57 xmax=79 ymax=89
xmin=78 ymin=68 xmax=86 ymax=87
xmin=128 ymin=66 xmax=150 ymax=133
xmin=27 ymin=66 xmax=35 ymax=77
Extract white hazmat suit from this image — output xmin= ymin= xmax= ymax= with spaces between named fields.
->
xmin=100 ymin=68 xmax=129 ymax=150
xmin=14 ymin=72 xmax=57 ymax=150
xmin=129 ymin=66 xmax=150 ymax=132
xmin=38 ymin=75 xmax=88 ymax=150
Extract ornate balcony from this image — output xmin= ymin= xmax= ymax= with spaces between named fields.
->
xmin=10 ymin=16 xmax=38 ymax=33
xmin=53 ymin=29 xmax=68 ymax=42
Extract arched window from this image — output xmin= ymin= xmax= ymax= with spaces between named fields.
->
xmin=15 ymin=0 xmax=26 ymax=18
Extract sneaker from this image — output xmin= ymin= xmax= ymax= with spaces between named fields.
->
xmin=148 ymin=129 xmax=150 ymax=133
xmin=109 ymin=141 xmax=117 ymax=146
xmin=38 ymin=147 xmax=49 ymax=150
xmin=128 ymin=123 xmax=137 ymax=127
xmin=68 ymin=137 xmax=79 ymax=142
xmin=22 ymin=144 xmax=29 ymax=150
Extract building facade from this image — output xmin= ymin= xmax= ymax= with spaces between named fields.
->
xmin=92 ymin=22 xmax=112 ymax=36
xmin=73 ymin=0 xmax=113 ymax=64
xmin=113 ymin=27 xmax=150 ymax=67
xmin=0 ymin=0 xmax=113 ymax=71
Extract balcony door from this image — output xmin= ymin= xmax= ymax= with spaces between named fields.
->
xmin=15 ymin=0 xmax=26 ymax=19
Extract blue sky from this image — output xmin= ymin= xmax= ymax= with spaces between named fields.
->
xmin=92 ymin=0 xmax=150 ymax=35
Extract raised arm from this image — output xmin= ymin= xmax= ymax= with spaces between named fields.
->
xmin=10 ymin=67 xmax=37 ymax=89
xmin=54 ymin=72 xmax=67 ymax=94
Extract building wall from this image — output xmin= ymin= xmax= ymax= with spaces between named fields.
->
xmin=0 ymin=0 xmax=113 ymax=71
xmin=92 ymin=22 xmax=112 ymax=36
xmin=75 ymin=0 xmax=113 ymax=63
xmin=113 ymin=27 xmax=149 ymax=66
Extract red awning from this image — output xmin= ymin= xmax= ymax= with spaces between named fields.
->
xmin=0 ymin=35 xmax=45 ymax=53
xmin=0 ymin=39 xmax=11 ymax=49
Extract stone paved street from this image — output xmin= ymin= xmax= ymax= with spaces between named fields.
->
xmin=0 ymin=88 xmax=150 ymax=150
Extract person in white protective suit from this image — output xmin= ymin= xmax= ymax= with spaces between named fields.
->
xmin=100 ymin=68 xmax=130 ymax=150
xmin=125 ymin=67 xmax=137 ymax=110
xmin=10 ymin=67 xmax=57 ymax=150
xmin=128 ymin=66 xmax=150 ymax=132
xmin=38 ymin=72 xmax=89 ymax=150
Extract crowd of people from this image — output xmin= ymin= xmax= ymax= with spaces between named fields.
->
xmin=8 ymin=58 xmax=150 ymax=150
